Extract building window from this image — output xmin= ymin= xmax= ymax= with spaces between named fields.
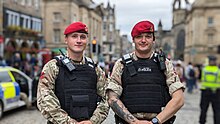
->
xmin=109 ymin=24 xmax=113 ymax=32
xmin=34 ymin=0 xmax=40 ymax=9
xmin=53 ymin=12 xmax=61 ymax=22
xmin=103 ymin=16 xmax=107 ymax=21
xmin=27 ymin=0 xmax=32 ymax=6
xmin=208 ymin=33 xmax=214 ymax=43
xmin=103 ymin=22 xmax=107 ymax=30
xmin=6 ymin=10 xmax=20 ymax=26
xmin=20 ymin=14 xmax=31 ymax=29
xmin=208 ymin=17 xmax=214 ymax=27
xmin=102 ymin=35 xmax=107 ymax=41
xmin=109 ymin=44 xmax=112 ymax=52
xmin=21 ymin=0 xmax=25 ymax=6
xmin=109 ymin=16 xmax=113 ymax=22
xmin=72 ymin=14 xmax=77 ymax=22
xmin=32 ymin=18 xmax=42 ymax=32
xmin=53 ymin=29 xmax=60 ymax=43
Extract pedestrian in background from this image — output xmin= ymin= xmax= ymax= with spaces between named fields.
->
xmin=106 ymin=20 xmax=184 ymax=124
xmin=185 ymin=62 xmax=196 ymax=93
xmin=175 ymin=60 xmax=184 ymax=83
xmin=199 ymin=55 xmax=220 ymax=124
xmin=0 ymin=56 xmax=7 ymax=66
xmin=11 ymin=52 xmax=22 ymax=70
xmin=37 ymin=22 xmax=109 ymax=124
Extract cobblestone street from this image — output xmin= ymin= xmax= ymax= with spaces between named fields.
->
xmin=0 ymin=90 xmax=214 ymax=124
xmin=175 ymin=90 xmax=213 ymax=124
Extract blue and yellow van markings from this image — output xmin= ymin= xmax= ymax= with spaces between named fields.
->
xmin=1 ymin=82 xmax=16 ymax=99
xmin=0 ymin=82 xmax=20 ymax=104
xmin=0 ymin=85 xmax=3 ymax=99
xmin=6 ymin=96 xmax=20 ymax=104
xmin=13 ymin=82 xmax=20 ymax=96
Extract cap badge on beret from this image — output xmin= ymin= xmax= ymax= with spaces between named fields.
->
xmin=149 ymin=27 xmax=153 ymax=32
xmin=85 ymin=27 xmax=88 ymax=32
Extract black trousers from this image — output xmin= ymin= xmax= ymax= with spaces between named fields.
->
xmin=199 ymin=89 xmax=220 ymax=124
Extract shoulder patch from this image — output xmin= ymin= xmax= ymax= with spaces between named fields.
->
xmin=122 ymin=54 xmax=133 ymax=65
xmin=85 ymin=57 xmax=95 ymax=68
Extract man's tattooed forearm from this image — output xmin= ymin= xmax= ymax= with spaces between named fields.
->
xmin=111 ymin=98 xmax=125 ymax=118
xmin=108 ymin=90 xmax=136 ymax=123
xmin=110 ymin=99 xmax=135 ymax=122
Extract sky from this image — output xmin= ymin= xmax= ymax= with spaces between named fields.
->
xmin=93 ymin=0 xmax=195 ymax=39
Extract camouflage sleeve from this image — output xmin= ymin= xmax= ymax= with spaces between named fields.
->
xmin=106 ymin=59 xmax=123 ymax=96
xmin=37 ymin=59 xmax=75 ymax=124
xmin=165 ymin=59 xmax=185 ymax=95
xmin=90 ymin=66 xmax=110 ymax=124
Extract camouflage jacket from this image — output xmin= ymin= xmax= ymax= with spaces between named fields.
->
xmin=106 ymin=52 xmax=185 ymax=120
xmin=37 ymin=56 xmax=109 ymax=124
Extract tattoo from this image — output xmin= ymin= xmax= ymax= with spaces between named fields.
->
xmin=126 ymin=114 xmax=135 ymax=122
xmin=108 ymin=90 xmax=136 ymax=123
xmin=111 ymin=98 xmax=125 ymax=118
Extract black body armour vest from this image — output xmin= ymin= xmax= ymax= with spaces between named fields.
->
xmin=55 ymin=57 xmax=98 ymax=121
xmin=121 ymin=55 xmax=170 ymax=113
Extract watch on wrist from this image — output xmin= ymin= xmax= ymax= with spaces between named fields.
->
xmin=151 ymin=117 xmax=159 ymax=124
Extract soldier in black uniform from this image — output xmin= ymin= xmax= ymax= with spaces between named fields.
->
xmin=106 ymin=20 xmax=185 ymax=124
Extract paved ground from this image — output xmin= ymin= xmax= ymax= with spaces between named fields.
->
xmin=0 ymin=89 xmax=214 ymax=124
xmin=175 ymin=90 xmax=213 ymax=124
xmin=103 ymin=90 xmax=214 ymax=124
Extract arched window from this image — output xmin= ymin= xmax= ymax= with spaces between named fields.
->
xmin=175 ymin=30 xmax=185 ymax=60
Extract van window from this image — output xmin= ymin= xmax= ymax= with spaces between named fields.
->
xmin=0 ymin=71 xmax=12 ymax=82
xmin=11 ymin=71 xmax=28 ymax=85
xmin=11 ymin=71 xmax=29 ymax=95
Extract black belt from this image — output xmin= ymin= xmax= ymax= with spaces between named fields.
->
xmin=76 ymin=117 xmax=89 ymax=122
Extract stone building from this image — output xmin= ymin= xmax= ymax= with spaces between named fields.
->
xmin=41 ymin=0 xmax=104 ymax=62
xmin=155 ymin=20 xmax=173 ymax=59
xmin=185 ymin=0 xmax=220 ymax=64
xmin=171 ymin=0 xmax=189 ymax=60
xmin=102 ymin=2 xmax=117 ymax=62
xmin=101 ymin=2 xmax=132 ymax=62
xmin=156 ymin=0 xmax=189 ymax=60
xmin=1 ymin=0 xmax=43 ymax=63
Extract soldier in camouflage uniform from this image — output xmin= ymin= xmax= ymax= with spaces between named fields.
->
xmin=106 ymin=20 xmax=185 ymax=124
xmin=37 ymin=22 xmax=109 ymax=124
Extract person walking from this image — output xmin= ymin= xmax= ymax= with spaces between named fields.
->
xmin=199 ymin=55 xmax=220 ymax=124
xmin=185 ymin=62 xmax=196 ymax=93
xmin=0 ymin=56 xmax=7 ymax=66
xmin=175 ymin=60 xmax=184 ymax=83
xmin=106 ymin=20 xmax=185 ymax=124
xmin=37 ymin=22 xmax=109 ymax=124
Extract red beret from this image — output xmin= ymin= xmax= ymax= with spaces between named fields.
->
xmin=64 ymin=22 xmax=88 ymax=35
xmin=131 ymin=20 xmax=155 ymax=38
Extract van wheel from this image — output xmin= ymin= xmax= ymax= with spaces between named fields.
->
xmin=0 ymin=102 xmax=3 ymax=119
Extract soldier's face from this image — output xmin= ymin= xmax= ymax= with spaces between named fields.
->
xmin=133 ymin=33 xmax=154 ymax=54
xmin=65 ymin=32 xmax=88 ymax=54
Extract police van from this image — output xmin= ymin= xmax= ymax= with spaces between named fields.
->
xmin=0 ymin=66 xmax=34 ymax=119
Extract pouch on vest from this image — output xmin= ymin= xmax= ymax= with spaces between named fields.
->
xmin=70 ymin=95 xmax=89 ymax=120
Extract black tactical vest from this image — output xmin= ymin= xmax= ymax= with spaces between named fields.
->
xmin=55 ymin=57 xmax=98 ymax=121
xmin=121 ymin=54 xmax=170 ymax=113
